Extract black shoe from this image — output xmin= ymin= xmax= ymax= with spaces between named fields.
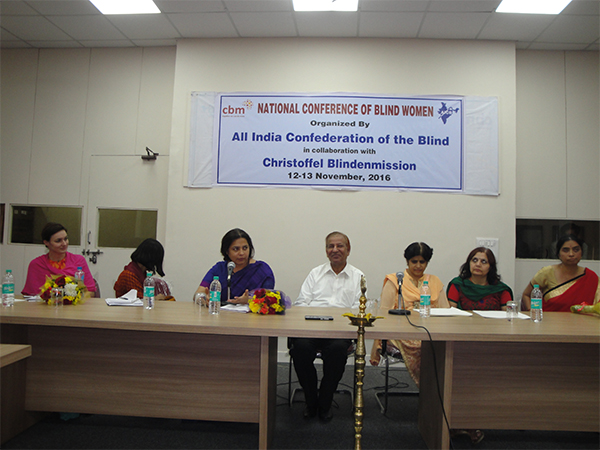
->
xmin=303 ymin=404 xmax=317 ymax=419
xmin=318 ymin=407 xmax=333 ymax=422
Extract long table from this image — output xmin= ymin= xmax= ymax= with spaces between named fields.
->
xmin=410 ymin=312 xmax=600 ymax=449
xmin=1 ymin=343 xmax=34 ymax=444
xmin=1 ymin=299 xmax=599 ymax=449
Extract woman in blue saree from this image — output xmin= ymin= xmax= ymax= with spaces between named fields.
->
xmin=194 ymin=228 xmax=275 ymax=304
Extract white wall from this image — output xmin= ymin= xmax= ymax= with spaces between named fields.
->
xmin=515 ymin=51 xmax=599 ymax=220
xmin=165 ymin=38 xmax=517 ymax=301
xmin=1 ymin=41 xmax=598 ymax=306
xmin=0 ymin=47 xmax=176 ymax=291
xmin=1 ymin=50 xmax=38 ymax=285
xmin=514 ymin=50 xmax=600 ymax=296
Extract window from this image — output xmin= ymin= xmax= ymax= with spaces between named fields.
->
xmin=97 ymin=208 xmax=157 ymax=248
xmin=516 ymin=219 xmax=599 ymax=260
xmin=10 ymin=205 xmax=82 ymax=245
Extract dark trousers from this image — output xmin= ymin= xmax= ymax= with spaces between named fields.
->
xmin=289 ymin=337 xmax=352 ymax=411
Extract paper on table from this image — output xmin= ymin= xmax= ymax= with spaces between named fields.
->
xmin=105 ymin=289 xmax=143 ymax=307
xmin=420 ymin=307 xmax=473 ymax=317
xmin=473 ymin=310 xmax=531 ymax=320
xmin=221 ymin=303 xmax=250 ymax=313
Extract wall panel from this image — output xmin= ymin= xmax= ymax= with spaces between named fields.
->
xmin=515 ymin=51 xmax=566 ymax=218
xmin=1 ymin=50 xmax=39 ymax=205
xmin=565 ymin=52 xmax=599 ymax=220
xmin=135 ymin=47 xmax=177 ymax=158
xmin=28 ymin=49 xmax=90 ymax=206
xmin=83 ymin=48 xmax=143 ymax=157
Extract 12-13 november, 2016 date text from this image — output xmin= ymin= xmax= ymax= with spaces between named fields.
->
xmin=287 ymin=172 xmax=392 ymax=182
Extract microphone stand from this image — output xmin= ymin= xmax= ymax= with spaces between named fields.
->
xmin=226 ymin=262 xmax=234 ymax=304
xmin=226 ymin=276 xmax=231 ymax=304
xmin=389 ymin=273 xmax=410 ymax=315
xmin=379 ymin=273 xmax=414 ymax=414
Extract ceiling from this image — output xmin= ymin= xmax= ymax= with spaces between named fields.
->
xmin=1 ymin=0 xmax=598 ymax=51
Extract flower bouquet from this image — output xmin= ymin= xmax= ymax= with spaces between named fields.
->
xmin=571 ymin=302 xmax=600 ymax=316
xmin=40 ymin=274 xmax=89 ymax=305
xmin=248 ymin=289 xmax=291 ymax=315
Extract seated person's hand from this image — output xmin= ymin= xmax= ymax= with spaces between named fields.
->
xmin=230 ymin=289 xmax=250 ymax=304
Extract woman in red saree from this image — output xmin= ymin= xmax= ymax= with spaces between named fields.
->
xmin=523 ymin=235 xmax=600 ymax=311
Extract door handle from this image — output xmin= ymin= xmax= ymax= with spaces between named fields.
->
xmin=82 ymin=249 xmax=103 ymax=264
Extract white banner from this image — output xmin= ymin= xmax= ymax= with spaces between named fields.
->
xmin=187 ymin=92 xmax=215 ymax=188
xmin=188 ymin=92 xmax=498 ymax=195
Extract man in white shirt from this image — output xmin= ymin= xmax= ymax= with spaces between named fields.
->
xmin=290 ymin=231 xmax=364 ymax=422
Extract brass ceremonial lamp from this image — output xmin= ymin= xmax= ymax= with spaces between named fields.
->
xmin=343 ymin=275 xmax=382 ymax=450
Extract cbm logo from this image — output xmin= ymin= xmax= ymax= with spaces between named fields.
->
xmin=222 ymin=99 xmax=252 ymax=117
xmin=438 ymin=102 xmax=459 ymax=125
xmin=222 ymin=105 xmax=245 ymax=116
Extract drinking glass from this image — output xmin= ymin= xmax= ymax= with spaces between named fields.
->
xmin=366 ymin=298 xmax=380 ymax=316
xmin=515 ymin=296 xmax=522 ymax=314
xmin=506 ymin=301 xmax=517 ymax=321
xmin=194 ymin=292 xmax=208 ymax=315
xmin=51 ymin=287 xmax=64 ymax=307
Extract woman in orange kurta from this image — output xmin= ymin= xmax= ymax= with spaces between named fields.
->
xmin=370 ymin=242 xmax=448 ymax=387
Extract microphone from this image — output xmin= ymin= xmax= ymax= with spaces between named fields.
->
xmin=227 ymin=261 xmax=235 ymax=279
xmin=388 ymin=272 xmax=410 ymax=315
xmin=397 ymin=272 xmax=404 ymax=306
xmin=226 ymin=261 xmax=235 ymax=302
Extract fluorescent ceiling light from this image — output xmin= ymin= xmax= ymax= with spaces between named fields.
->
xmin=90 ymin=0 xmax=160 ymax=15
xmin=293 ymin=0 xmax=359 ymax=12
xmin=496 ymin=0 xmax=572 ymax=15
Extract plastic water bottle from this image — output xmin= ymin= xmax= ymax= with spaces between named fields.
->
xmin=420 ymin=280 xmax=431 ymax=318
xmin=530 ymin=284 xmax=543 ymax=322
xmin=143 ymin=271 xmax=155 ymax=310
xmin=209 ymin=276 xmax=221 ymax=315
xmin=74 ymin=266 xmax=85 ymax=284
xmin=2 ymin=270 xmax=15 ymax=307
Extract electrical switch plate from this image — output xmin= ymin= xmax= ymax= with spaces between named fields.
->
xmin=476 ymin=238 xmax=499 ymax=258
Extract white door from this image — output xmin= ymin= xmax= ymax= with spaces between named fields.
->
xmin=84 ymin=155 xmax=169 ymax=297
